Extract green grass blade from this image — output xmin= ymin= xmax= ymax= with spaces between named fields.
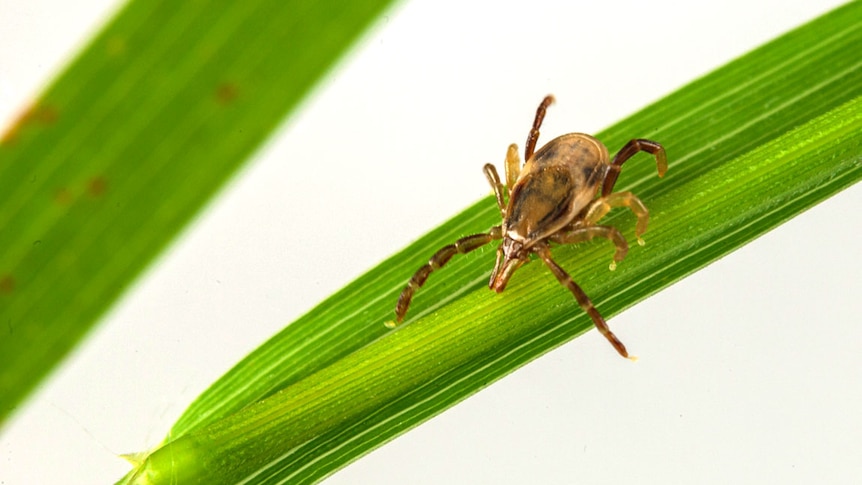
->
xmin=124 ymin=3 xmax=862 ymax=484
xmin=0 ymin=0 xmax=396 ymax=424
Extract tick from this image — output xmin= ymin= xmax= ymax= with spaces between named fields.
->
xmin=386 ymin=95 xmax=667 ymax=358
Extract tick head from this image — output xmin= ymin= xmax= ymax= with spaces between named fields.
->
xmin=489 ymin=236 xmax=527 ymax=293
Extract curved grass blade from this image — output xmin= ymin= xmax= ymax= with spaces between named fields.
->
xmin=0 ymin=0 xmax=396 ymax=425
xmin=124 ymin=3 xmax=862 ymax=484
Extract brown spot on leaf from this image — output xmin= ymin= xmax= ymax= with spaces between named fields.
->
xmin=87 ymin=176 xmax=108 ymax=197
xmin=215 ymin=83 xmax=239 ymax=105
xmin=1 ymin=106 xmax=31 ymax=145
xmin=32 ymin=105 xmax=58 ymax=124
xmin=1 ymin=103 xmax=59 ymax=145
xmin=1 ymin=130 xmax=19 ymax=145
xmin=0 ymin=275 xmax=14 ymax=294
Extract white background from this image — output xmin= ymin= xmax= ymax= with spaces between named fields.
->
xmin=1 ymin=0 xmax=860 ymax=483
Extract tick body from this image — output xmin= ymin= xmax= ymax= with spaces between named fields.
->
xmin=387 ymin=95 xmax=667 ymax=358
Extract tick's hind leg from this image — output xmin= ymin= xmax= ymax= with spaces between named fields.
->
xmin=535 ymin=244 xmax=631 ymax=359
xmin=603 ymin=139 xmax=668 ymax=197
xmin=524 ymin=95 xmax=555 ymax=161
xmin=387 ymin=226 xmax=503 ymax=328
xmin=549 ymin=225 xmax=629 ymax=271
xmin=582 ymin=191 xmax=650 ymax=244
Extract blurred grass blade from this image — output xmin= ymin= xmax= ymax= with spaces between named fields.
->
xmin=124 ymin=3 xmax=862 ymax=484
xmin=0 ymin=0 xmax=396 ymax=424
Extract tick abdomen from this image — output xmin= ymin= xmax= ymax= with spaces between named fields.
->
xmin=506 ymin=134 xmax=608 ymax=241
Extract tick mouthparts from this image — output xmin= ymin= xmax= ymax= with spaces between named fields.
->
xmin=490 ymin=256 xmax=523 ymax=293
xmin=490 ymin=274 xmax=508 ymax=293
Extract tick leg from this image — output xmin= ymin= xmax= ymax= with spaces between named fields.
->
xmin=524 ymin=95 xmax=555 ymax=161
xmin=483 ymin=163 xmax=507 ymax=217
xmin=549 ymin=225 xmax=629 ymax=270
xmin=583 ymin=191 xmax=650 ymax=243
xmin=387 ymin=226 xmax=503 ymax=328
xmin=484 ymin=144 xmax=523 ymax=217
xmin=504 ymin=143 xmax=521 ymax=191
xmin=602 ymin=139 xmax=668 ymax=197
xmin=535 ymin=245 xmax=630 ymax=359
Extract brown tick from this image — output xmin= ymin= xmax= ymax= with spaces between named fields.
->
xmin=386 ymin=95 xmax=667 ymax=358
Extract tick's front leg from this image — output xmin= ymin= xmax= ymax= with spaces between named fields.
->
xmin=483 ymin=163 xmax=507 ymax=217
xmin=387 ymin=226 xmax=503 ymax=328
xmin=504 ymin=143 xmax=521 ymax=191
